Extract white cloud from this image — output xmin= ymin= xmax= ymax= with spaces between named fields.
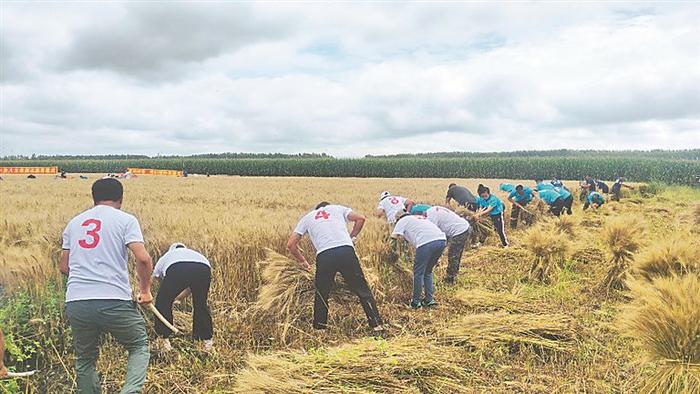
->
xmin=1 ymin=2 xmax=698 ymax=157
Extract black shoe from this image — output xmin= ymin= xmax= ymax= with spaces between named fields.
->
xmin=409 ymin=301 xmax=422 ymax=309
xmin=445 ymin=277 xmax=456 ymax=285
xmin=422 ymin=299 xmax=438 ymax=308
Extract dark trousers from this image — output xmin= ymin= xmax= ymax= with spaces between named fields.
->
xmin=314 ymin=246 xmax=382 ymax=329
xmin=155 ymin=262 xmax=213 ymax=340
xmin=490 ymin=213 xmax=508 ymax=246
xmin=611 ymin=187 xmax=622 ymax=201
xmin=550 ymin=198 xmax=565 ymax=216
xmin=510 ymin=201 xmax=530 ymax=229
xmin=446 ymin=230 xmax=470 ymax=280
xmin=562 ymin=195 xmax=573 ymax=215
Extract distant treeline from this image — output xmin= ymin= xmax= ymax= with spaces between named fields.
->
xmin=365 ymin=149 xmax=700 ymax=160
xmin=2 ymin=157 xmax=699 ymax=184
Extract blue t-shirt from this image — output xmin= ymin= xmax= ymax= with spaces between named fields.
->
xmin=537 ymin=188 xmax=561 ymax=205
xmin=555 ymin=186 xmax=572 ymax=200
xmin=588 ymin=192 xmax=605 ymax=205
xmin=409 ymin=204 xmax=432 ymax=215
xmin=536 ymin=182 xmax=555 ymax=191
xmin=499 ymin=183 xmax=515 ymax=193
xmin=508 ymin=187 xmax=533 ymax=203
xmin=476 ymin=194 xmax=504 ymax=216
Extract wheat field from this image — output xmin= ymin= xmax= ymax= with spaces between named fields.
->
xmin=1 ymin=175 xmax=698 ymax=393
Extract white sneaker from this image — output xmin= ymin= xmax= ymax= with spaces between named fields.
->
xmin=159 ymin=338 xmax=173 ymax=352
xmin=203 ymin=339 xmax=214 ymax=351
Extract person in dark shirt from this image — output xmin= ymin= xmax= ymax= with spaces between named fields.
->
xmin=595 ymin=180 xmax=609 ymax=194
xmin=579 ymin=176 xmax=596 ymax=201
xmin=611 ymin=177 xmax=634 ymax=201
xmin=446 ymin=183 xmax=477 ymax=211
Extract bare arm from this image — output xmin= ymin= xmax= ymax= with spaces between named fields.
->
xmin=287 ymin=233 xmax=311 ymax=271
xmin=374 ymin=208 xmax=385 ymax=218
xmin=404 ymin=199 xmax=415 ymax=213
xmin=59 ymin=250 xmax=70 ymax=275
xmin=347 ymin=211 xmax=365 ymax=238
xmin=128 ymin=242 xmax=153 ymax=304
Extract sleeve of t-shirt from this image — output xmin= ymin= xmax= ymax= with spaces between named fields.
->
xmin=508 ymin=191 xmax=516 ymax=199
xmin=340 ymin=206 xmax=353 ymax=222
xmin=124 ymin=216 xmax=145 ymax=245
xmin=152 ymin=257 xmax=165 ymax=278
xmin=61 ymin=223 xmax=71 ymax=250
xmin=392 ymin=220 xmax=405 ymax=237
xmin=293 ymin=216 xmax=308 ymax=236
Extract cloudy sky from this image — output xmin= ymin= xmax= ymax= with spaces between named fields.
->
xmin=1 ymin=2 xmax=699 ymax=157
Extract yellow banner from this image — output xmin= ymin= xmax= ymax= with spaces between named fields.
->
xmin=127 ymin=168 xmax=184 ymax=177
xmin=0 ymin=166 xmax=58 ymax=174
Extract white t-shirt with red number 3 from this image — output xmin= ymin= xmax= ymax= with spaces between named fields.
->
xmin=62 ymin=205 xmax=144 ymax=302
xmin=294 ymin=205 xmax=354 ymax=255
xmin=377 ymin=195 xmax=407 ymax=224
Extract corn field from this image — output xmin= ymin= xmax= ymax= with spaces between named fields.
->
xmin=2 ymin=157 xmax=699 ymax=183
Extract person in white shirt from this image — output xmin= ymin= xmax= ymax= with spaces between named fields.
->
xmin=287 ymin=202 xmax=383 ymax=331
xmin=425 ymin=206 xmax=472 ymax=285
xmin=152 ymin=243 xmax=213 ymax=352
xmin=59 ymin=178 xmax=153 ymax=394
xmin=375 ymin=191 xmax=414 ymax=224
xmin=392 ymin=212 xmax=447 ymax=309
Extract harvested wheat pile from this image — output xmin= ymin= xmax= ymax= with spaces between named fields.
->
xmin=632 ymin=238 xmax=700 ymax=282
xmin=601 ymin=217 xmax=644 ymax=290
xmin=523 ymin=225 xmax=569 ymax=282
xmin=621 ymin=276 xmax=700 ymax=393
xmin=453 ymin=288 xmax=546 ymax=314
xmin=439 ymin=311 xmax=577 ymax=355
xmin=551 ymin=215 xmax=578 ymax=237
xmin=248 ymin=249 xmax=382 ymax=341
xmin=232 ymin=336 xmax=480 ymax=393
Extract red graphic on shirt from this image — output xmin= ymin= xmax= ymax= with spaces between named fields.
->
xmin=390 ymin=197 xmax=399 ymax=204
xmin=315 ymin=210 xmax=330 ymax=220
xmin=78 ymin=219 xmax=102 ymax=249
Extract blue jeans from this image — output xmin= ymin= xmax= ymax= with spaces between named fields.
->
xmin=413 ymin=239 xmax=446 ymax=304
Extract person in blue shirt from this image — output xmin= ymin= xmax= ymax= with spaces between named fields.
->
xmin=584 ymin=191 xmax=605 ymax=210
xmin=554 ymin=185 xmax=573 ymax=215
xmin=507 ymin=185 xmax=534 ymax=229
xmin=499 ymin=183 xmax=515 ymax=193
xmin=408 ymin=203 xmax=432 ymax=216
xmin=474 ymin=184 xmax=508 ymax=247
xmin=534 ymin=179 xmax=565 ymax=216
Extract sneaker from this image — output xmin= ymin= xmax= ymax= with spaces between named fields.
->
xmin=421 ymin=299 xmax=438 ymax=308
xmin=203 ymin=339 xmax=214 ymax=352
xmin=409 ymin=301 xmax=422 ymax=309
xmin=445 ymin=277 xmax=456 ymax=286
xmin=157 ymin=338 xmax=173 ymax=352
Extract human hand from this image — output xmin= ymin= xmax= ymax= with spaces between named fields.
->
xmin=301 ymin=260 xmax=312 ymax=272
xmin=137 ymin=291 xmax=153 ymax=305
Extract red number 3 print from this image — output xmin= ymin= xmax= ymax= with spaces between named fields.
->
xmin=315 ymin=210 xmax=330 ymax=220
xmin=390 ymin=197 xmax=399 ymax=204
xmin=79 ymin=219 xmax=102 ymax=249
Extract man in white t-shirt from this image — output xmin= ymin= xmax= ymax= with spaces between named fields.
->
xmin=392 ymin=212 xmax=447 ymax=309
xmin=375 ymin=191 xmax=413 ymax=224
xmin=60 ymin=178 xmax=153 ymax=394
xmin=152 ymin=243 xmax=213 ymax=352
xmin=425 ymin=206 xmax=471 ymax=285
xmin=287 ymin=202 xmax=383 ymax=332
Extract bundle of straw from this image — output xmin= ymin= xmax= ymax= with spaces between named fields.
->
xmin=453 ymin=288 xmax=546 ymax=314
xmin=553 ymin=215 xmax=578 ymax=237
xmin=523 ymin=225 xmax=569 ymax=282
xmin=232 ymin=337 xmax=478 ymax=393
xmin=601 ymin=217 xmax=644 ymax=290
xmin=632 ymin=238 xmax=700 ymax=282
xmin=621 ymin=276 xmax=700 ymax=393
xmin=439 ymin=311 xmax=577 ymax=355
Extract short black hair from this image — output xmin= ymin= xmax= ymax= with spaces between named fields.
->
xmin=448 ymin=183 xmax=456 ymax=188
xmin=477 ymin=184 xmax=489 ymax=195
xmin=516 ymin=184 xmax=524 ymax=191
xmin=315 ymin=201 xmax=330 ymax=210
xmin=92 ymin=178 xmax=123 ymax=203
xmin=535 ymin=178 xmax=544 ymax=183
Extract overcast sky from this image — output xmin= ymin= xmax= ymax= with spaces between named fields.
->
xmin=1 ymin=2 xmax=699 ymax=157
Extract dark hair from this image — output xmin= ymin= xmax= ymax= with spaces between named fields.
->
xmin=92 ymin=178 xmax=123 ymax=203
xmin=535 ymin=178 xmax=543 ymax=183
xmin=516 ymin=184 xmax=524 ymax=191
xmin=315 ymin=201 xmax=330 ymax=210
xmin=477 ymin=184 xmax=489 ymax=195
xmin=448 ymin=183 xmax=456 ymax=188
